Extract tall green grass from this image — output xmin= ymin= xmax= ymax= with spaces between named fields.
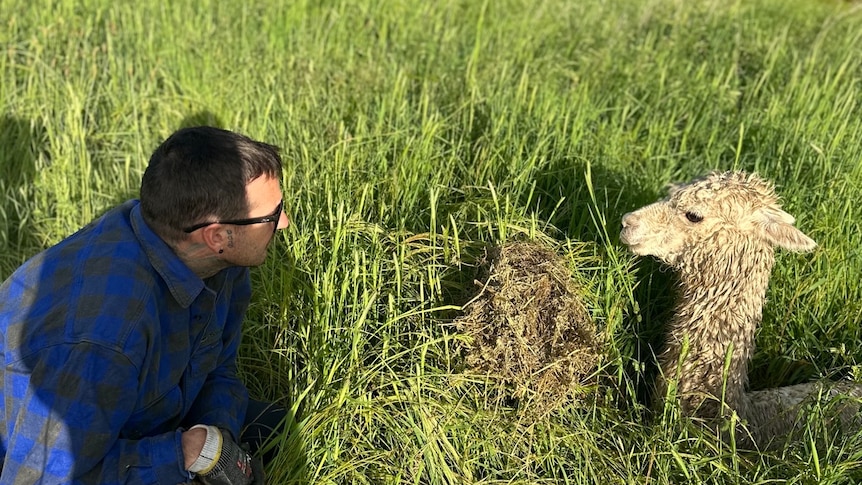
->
xmin=2 ymin=0 xmax=862 ymax=482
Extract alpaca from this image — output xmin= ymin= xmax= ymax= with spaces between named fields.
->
xmin=620 ymin=170 xmax=860 ymax=447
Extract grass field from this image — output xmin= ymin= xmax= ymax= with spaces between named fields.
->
xmin=2 ymin=0 xmax=862 ymax=482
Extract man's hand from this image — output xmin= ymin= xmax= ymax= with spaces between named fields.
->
xmin=186 ymin=425 xmax=262 ymax=485
xmin=182 ymin=427 xmax=208 ymax=469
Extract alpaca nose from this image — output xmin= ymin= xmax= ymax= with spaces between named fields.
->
xmin=621 ymin=212 xmax=636 ymax=228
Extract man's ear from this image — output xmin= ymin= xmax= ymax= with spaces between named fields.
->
xmin=199 ymin=225 xmax=226 ymax=253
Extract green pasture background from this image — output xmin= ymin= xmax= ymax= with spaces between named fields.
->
xmin=2 ymin=0 xmax=862 ymax=482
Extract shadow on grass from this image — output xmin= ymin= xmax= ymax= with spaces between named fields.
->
xmin=268 ymin=405 xmax=308 ymax=484
xmin=90 ymin=110 xmax=230 ymax=211
xmin=419 ymin=159 xmax=678 ymax=414
xmin=245 ymin=247 xmax=313 ymax=483
xmin=179 ymin=110 xmax=226 ymax=130
xmin=527 ymin=160 xmax=677 ymax=413
xmin=0 ymin=114 xmax=47 ymax=279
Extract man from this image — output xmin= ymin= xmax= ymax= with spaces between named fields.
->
xmin=0 ymin=126 xmax=287 ymax=483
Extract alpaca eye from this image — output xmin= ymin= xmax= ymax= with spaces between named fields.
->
xmin=685 ymin=212 xmax=704 ymax=223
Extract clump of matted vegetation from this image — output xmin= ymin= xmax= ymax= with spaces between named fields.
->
xmin=455 ymin=240 xmax=603 ymax=414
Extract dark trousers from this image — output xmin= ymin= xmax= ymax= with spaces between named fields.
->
xmin=240 ymin=399 xmax=287 ymax=463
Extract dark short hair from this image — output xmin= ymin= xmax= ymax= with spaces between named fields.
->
xmin=140 ymin=126 xmax=283 ymax=241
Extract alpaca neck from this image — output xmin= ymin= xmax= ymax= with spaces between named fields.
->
xmin=660 ymin=241 xmax=775 ymax=416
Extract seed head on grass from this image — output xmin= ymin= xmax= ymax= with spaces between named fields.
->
xmin=455 ymin=241 xmax=602 ymax=415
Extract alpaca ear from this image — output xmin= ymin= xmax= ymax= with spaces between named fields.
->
xmin=758 ymin=207 xmax=817 ymax=253
xmin=665 ymin=182 xmax=685 ymax=196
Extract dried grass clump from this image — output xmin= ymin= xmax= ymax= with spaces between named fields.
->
xmin=456 ymin=241 xmax=601 ymax=413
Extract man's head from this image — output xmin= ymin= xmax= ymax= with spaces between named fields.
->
xmin=141 ymin=126 xmax=287 ymax=268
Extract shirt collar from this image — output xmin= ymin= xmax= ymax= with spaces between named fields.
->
xmin=129 ymin=201 xmax=206 ymax=308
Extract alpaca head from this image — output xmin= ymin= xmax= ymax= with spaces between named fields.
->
xmin=620 ymin=171 xmax=817 ymax=269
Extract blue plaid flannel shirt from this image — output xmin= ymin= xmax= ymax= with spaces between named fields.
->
xmin=0 ymin=200 xmax=251 ymax=484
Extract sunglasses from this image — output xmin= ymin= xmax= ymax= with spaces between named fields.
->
xmin=183 ymin=200 xmax=284 ymax=234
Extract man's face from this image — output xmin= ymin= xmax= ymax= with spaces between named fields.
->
xmin=222 ymin=175 xmax=288 ymax=267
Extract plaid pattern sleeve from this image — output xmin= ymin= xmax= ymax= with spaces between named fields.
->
xmin=2 ymin=343 xmax=187 ymax=484
xmin=0 ymin=200 xmax=251 ymax=484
